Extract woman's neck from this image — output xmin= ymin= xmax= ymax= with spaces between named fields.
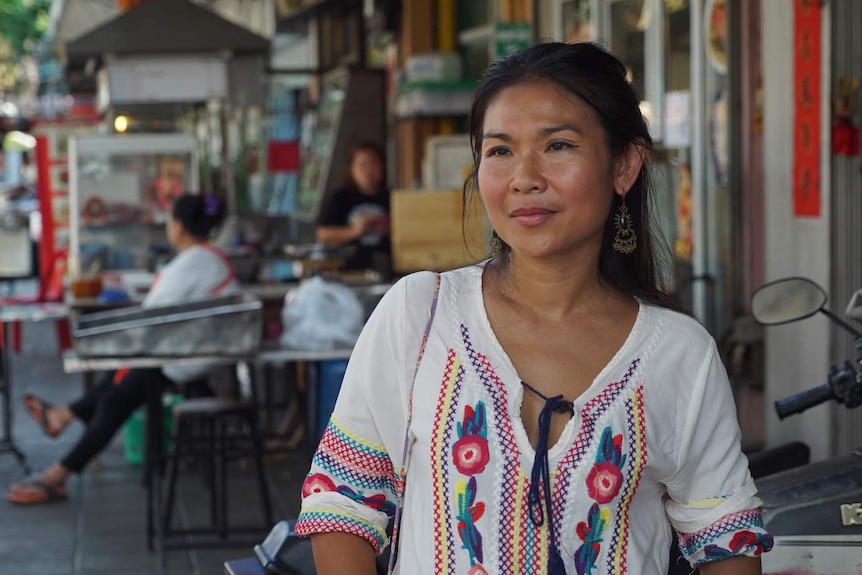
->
xmin=356 ymin=183 xmax=380 ymax=196
xmin=488 ymin=253 xmax=615 ymax=323
xmin=174 ymin=237 xmax=204 ymax=252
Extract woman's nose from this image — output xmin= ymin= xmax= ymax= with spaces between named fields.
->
xmin=511 ymin=154 xmax=544 ymax=193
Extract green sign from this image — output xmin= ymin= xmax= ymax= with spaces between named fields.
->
xmin=494 ymin=22 xmax=532 ymax=59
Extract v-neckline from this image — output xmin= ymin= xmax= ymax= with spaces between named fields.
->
xmin=471 ymin=263 xmax=648 ymax=460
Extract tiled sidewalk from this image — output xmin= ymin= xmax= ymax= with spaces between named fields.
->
xmin=0 ymin=318 xmax=310 ymax=575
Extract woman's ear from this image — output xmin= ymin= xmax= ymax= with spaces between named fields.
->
xmin=613 ymin=142 xmax=645 ymax=196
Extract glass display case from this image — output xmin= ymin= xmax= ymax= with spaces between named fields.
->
xmin=293 ymin=66 xmax=385 ymax=223
xmin=68 ymin=134 xmax=199 ymax=277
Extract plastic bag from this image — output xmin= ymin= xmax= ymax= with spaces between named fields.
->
xmin=279 ymin=276 xmax=364 ymax=351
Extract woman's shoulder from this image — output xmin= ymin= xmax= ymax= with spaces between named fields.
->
xmin=395 ymin=265 xmax=481 ymax=294
xmin=639 ymin=303 xmax=717 ymax=362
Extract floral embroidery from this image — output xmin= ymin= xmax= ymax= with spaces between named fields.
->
xmin=456 ymin=477 xmax=485 ymax=565
xmin=575 ymin=426 xmax=626 ymax=575
xmin=302 ymin=473 xmax=337 ymax=497
xmin=586 ymin=462 xmax=623 ymax=505
xmin=452 ymin=401 xmax=489 ymax=572
xmin=678 ymin=507 xmax=770 ymax=559
xmin=701 ymin=530 xmax=775 ymax=563
xmin=575 ymin=503 xmax=611 ymax=573
xmin=301 ymin=473 xmax=397 ymax=516
xmin=453 ymin=403 xmax=490 ymax=475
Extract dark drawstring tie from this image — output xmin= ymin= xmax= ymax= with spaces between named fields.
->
xmin=522 ymin=381 xmax=573 ymax=575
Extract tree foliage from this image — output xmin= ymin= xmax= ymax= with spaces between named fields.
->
xmin=0 ymin=0 xmax=52 ymax=58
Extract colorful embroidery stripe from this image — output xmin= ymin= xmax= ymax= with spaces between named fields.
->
xmin=313 ymin=418 xmax=396 ymax=492
xmin=608 ymin=385 xmax=647 ymax=574
xmin=510 ymin=466 xmax=547 ymax=574
xmin=677 ymin=508 xmax=766 ymax=556
xmin=511 ymin=467 xmax=528 ymax=573
xmin=688 ymin=496 xmax=730 ymax=509
xmin=294 ymin=506 xmax=388 ymax=554
xmin=431 ymin=350 xmax=462 ymax=574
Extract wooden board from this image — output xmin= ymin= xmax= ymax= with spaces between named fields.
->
xmin=391 ymin=189 xmax=487 ymax=273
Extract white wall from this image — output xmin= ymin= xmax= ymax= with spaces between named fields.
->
xmin=761 ymin=0 xmax=833 ymax=461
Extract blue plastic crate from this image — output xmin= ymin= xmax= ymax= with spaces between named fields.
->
xmin=317 ymin=360 xmax=348 ymax=440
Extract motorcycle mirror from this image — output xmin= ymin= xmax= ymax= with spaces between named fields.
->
xmin=751 ymin=277 xmax=827 ymax=326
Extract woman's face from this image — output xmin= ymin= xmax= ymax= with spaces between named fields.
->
xmin=166 ymin=215 xmax=182 ymax=248
xmin=477 ymin=80 xmax=640 ymax=263
xmin=350 ymin=149 xmax=384 ymax=194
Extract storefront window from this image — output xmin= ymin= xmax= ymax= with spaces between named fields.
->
xmin=665 ymin=0 xmax=691 ymax=92
xmin=610 ymin=0 xmax=647 ymax=97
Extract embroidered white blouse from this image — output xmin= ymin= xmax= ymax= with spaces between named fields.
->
xmin=296 ymin=265 xmax=773 ymax=574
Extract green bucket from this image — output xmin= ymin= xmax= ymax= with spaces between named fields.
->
xmin=122 ymin=393 xmax=183 ymax=466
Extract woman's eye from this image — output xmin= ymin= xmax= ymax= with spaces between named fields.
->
xmin=548 ymin=141 xmax=573 ymax=151
xmin=484 ymin=146 xmax=510 ymax=157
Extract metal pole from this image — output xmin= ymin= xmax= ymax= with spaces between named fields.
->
xmin=690 ymin=0 xmax=708 ymax=323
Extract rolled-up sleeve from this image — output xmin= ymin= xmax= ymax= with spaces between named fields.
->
xmin=663 ymin=341 xmax=774 ymax=567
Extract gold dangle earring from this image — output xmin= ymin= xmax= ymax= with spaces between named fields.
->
xmin=612 ymin=193 xmax=637 ymax=254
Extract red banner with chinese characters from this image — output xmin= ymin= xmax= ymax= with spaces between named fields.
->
xmin=793 ymin=0 xmax=821 ymax=217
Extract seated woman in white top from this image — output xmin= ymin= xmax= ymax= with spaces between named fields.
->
xmin=7 ymin=193 xmax=238 ymax=505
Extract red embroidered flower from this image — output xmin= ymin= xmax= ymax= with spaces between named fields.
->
xmin=453 ymin=435 xmax=490 ymax=476
xmin=729 ymin=531 xmax=773 ymax=555
xmin=586 ymin=461 xmax=623 ymax=504
xmin=467 ymin=564 xmax=489 ymax=575
xmin=301 ymin=473 xmax=337 ymax=498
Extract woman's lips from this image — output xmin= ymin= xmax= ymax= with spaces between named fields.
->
xmin=510 ymin=207 xmax=554 ymax=227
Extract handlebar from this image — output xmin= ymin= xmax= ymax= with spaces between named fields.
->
xmin=774 ymin=383 xmax=835 ymax=420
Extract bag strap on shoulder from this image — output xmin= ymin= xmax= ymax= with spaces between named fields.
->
xmin=387 ymin=272 xmax=441 ymax=573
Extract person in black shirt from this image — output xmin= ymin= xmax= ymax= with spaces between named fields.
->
xmin=316 ymin=142 xmax=390 ymax=275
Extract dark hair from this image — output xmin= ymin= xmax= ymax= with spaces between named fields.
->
xmin=464 ymin=41 xmax=685 ymax=314
xmin=171 ymin=193 xmax=226 ymax=240
xmin=343 ymin=142 xmax=387 ymax=190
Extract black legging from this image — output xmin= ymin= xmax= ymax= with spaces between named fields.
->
xmin=61 ymin=368 xmax=212 ymax=473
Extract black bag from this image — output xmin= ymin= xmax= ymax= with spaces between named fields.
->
xmin=254 ymin=520 xmax=389 ymax=575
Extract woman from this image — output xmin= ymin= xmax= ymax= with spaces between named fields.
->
xmin=8 ymin=193 xmax=237 ymax=505
xmin=315 ymin=142 xmax=390 ymax=275
xmin=295 ymin=43 xmax=772 ymax=574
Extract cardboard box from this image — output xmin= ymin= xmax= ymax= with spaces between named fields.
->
xmin=391 ymin=189 xmax=487 ymax=273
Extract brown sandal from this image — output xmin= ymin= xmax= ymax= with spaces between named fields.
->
xmin=22 ymin=394 xmax=61 ymax=439
xmin=7 ymin=479 xmax=68 ymax=505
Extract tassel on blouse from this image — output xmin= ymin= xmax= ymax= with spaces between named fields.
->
xmin=522 ymin=380 xmax=574 ymax=575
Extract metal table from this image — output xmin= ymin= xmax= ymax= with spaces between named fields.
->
xmin=0 ymin=302 xmax=69 ymax=473
xmin=62 ymin=343 xmax=353 ymax=560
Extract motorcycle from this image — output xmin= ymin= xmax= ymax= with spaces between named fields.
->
xmin=749 ymin=277 xmax=862 ymax=574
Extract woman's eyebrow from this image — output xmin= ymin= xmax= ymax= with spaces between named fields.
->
xmin=482 ymin=124 xmax=584 ymax=142
xmin=539 ymin=124 xmax=583 ymax=137
xmin=482 ymin=131 xmax=511 ymax=142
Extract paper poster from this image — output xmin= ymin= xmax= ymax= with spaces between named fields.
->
xmin=793 ymin=0 xmax=821 ymax=217
xmin=664 ymin=91 xmax=691 ymax=149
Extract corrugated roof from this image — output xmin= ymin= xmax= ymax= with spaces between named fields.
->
xmin=65 ymin=0 xmax=269 ymax=59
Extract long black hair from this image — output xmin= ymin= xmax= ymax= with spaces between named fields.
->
xmin=464 ymin=41 xmax=685 ymax=314
xmin=171 ymin=193 xmax=226 ymax=240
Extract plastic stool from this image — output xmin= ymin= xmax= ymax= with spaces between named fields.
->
xmin=162 ymin=397 xmax=273 ymax=544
